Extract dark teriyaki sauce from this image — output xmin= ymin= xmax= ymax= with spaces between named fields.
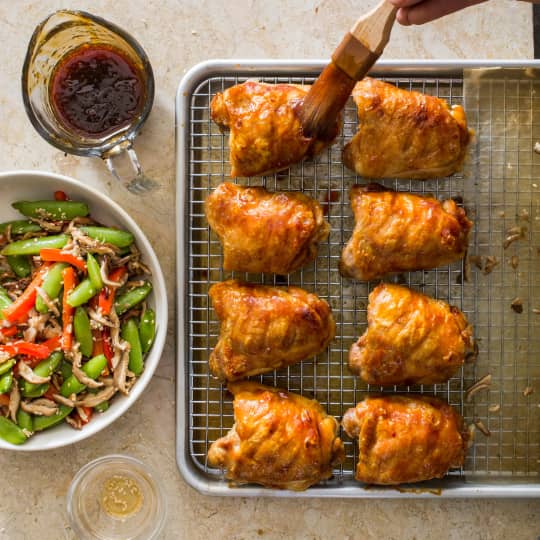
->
xmin=51 ymin=44 xmax=144 ymax=137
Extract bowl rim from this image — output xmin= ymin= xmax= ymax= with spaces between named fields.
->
xmin=0 ymin=170 xmax=168 ymax=451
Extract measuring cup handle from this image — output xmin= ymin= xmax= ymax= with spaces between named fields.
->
xmin=104 ymin=145 xmax=158 ymax=194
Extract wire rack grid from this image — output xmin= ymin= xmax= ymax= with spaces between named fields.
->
xmin=182 ymin=65 xmax=539 ymax=492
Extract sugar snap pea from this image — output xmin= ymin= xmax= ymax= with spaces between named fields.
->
xmin=86 ymin=253 xmax=103 ymax=291
xmin=20 ymin=351 xmax=63 ymax=398
xmin=80 ymin=226 xmax=134 ymax=248
xmin=0 ymin=287 xmax=11 ymax=321
xmin=139 ymin=309 xmax=156 ymax=354
xmin=94 ymin=401 xmax=109 ymax=413
xmin=35 ymin=262 xmax=68 ymax=313
xmin=0 ymin=416 xmax=27 ymax=444
xmin=0 ymin=371 xmax=13 ymax=393
xmin=121 ymin=319 xmax=143 ymax=376
xmin=16 ymin=409 xmax=33 ymax=432
xmin=0 ymin=220 xmax=41 ymax=235
xmin=74 ymin=307 xmax=93 ymax=357
xmin=0 ymin=359 xmax=15 ymax=376
xmin=115 ymin=282 xmax=152 ymax=315
xmin=33 ymin=404 xmax=73 ymax=431
xmin=12 ymin=200 xmax=89 ymax=221
xmin=60 ymin=360 xmax=72 ymax=380
xmin=7 ymin=255 xmax=32 ymax=277
xmin=0 ymin=234 xmax=69 ymax=256
xmin=60 ymin=354 xmax=107 ymax=397
xmin=66 ymin=279 xmax=98 ymax=308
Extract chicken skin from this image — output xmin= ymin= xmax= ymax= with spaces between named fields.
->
xmin=343 ymin=77 xmax=470 ymax=179
xmin=209 ymin=280 xmax=335 ymax=381
xmin=207 ymin=382 xmax=345 ymax=490
xmin=342 ymin=395 xmax=468 ymax=485
xmin=340 ymin=184 xmax=472 ymax=281
xmin=205 ymin=183 xmax=330 ymax=274
xmin=349 ymin=284 xmax=474 ymax=386
xmin=211 ymin=81 xmax=340 ymax=177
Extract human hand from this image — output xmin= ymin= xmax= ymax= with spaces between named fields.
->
xmin=387 ymin=0 xmax=489 ymax=25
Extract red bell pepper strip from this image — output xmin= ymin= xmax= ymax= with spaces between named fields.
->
xmin=0 ymin=340 xmax=51 ymax=359
xmin=1 ymin=263 xmax=51 ymax=324
xmin=102 ymin=328 xmax=114 ymax=368
xmin=91 ymin=329 xmax=104 ymax=357
xmin=39 ymin=248 xmax=86 ymax=272
xmin=0 ymin=327 xmax=18 ymax=338
xmin=0 ymin=394 xmax=9 ymax=406
xmin=61 ymin=267 xmax=77 ymax=352
xmin=54 ymin=190 xmax=68 ymax=201
xmin=42 ymin=335 xmax=61 ymax=352
xmin=98 ymin=267 xmax=127 ymax=315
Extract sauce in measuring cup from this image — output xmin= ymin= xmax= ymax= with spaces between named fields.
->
xmin=50 ymin=44 xmax=145 ymax=138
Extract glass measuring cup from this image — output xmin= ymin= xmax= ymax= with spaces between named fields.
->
xmin=22 ymin=10 xmax=156 ymax=194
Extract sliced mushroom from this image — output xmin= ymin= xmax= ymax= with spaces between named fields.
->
xmin=21 ymin=398 xmax=58 ymax=416
xmin=18 ymin=361 xmax=51 ymax=384
xmin=75 ymin=386 xmax=117 ymax=407
xmin=113 ymin=349 xmax=130 ymax=395
xmin=65 ymin=415 xmax=83 ymax=430
xmin=51 ymin=393 xmax=75 ymax=408
xmin=71 ymin=363 xmax=104 ymax=389
xmin=100 ymin=258 xmax=127 ymax=288
xmin=8 ymin=382 xmax=20 ymax=423
xmin=88 ymin=308 xmax=114 ymax=328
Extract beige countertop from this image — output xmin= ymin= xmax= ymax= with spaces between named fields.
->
xmin=0 ymin=1 xmax=539 ymax=539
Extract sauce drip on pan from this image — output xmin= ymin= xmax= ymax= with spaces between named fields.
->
xmin=50 ymin=44 xmax=144 ymax=137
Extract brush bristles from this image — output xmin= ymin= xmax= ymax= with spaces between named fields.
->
xmin=299 ymin=63 xmax=356 ymax=141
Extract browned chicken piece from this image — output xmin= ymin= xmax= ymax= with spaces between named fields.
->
xmin=349 ymin=283 xmax=474 ymax=386
xmin=342 ymin=394 xmax=469 ymax=485
xmin=207 ymin=382 xmax=345 ymax=490
xmin=205 ymin=183 xmax=330 ymax=274
xmin=209 ymin=280 xmax=335 ymax=381
xmin=340 ymin=184 xmax=472 ymax=281
xmin=343 ymin=77 xmax=470 ymax=179
xmin=211 ymin=81 xmax=340 ymax=177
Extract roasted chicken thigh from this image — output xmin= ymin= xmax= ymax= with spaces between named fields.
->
xmin=211 ymin=81 xmax=340 ymax=177
xmin=209 ymin=280 xmax=335 ymax=381
xmin=205 ymin=182 xmax=329 ymax=274
xmin=349 ymin=283 xmax=474 ymax=385
xmin=340 ymin=184 xmax=472 ymax=281
xmin=343 ymin=77 xmax=470 ymax=179
xmin=342 ymin=395 xmax=469 ymax=485
xmin=207 ymin=382 xmax=345 ymax=490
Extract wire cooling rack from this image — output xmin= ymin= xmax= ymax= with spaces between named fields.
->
xmin=176 ymin=61 xmax=539 ymax=497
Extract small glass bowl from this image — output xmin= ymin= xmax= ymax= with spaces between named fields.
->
xmin=67 ymin=455 xmax=166 ymax=540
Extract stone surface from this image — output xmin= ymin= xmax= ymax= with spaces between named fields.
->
xmin=0 ymin=1 xmax=538 ymax=539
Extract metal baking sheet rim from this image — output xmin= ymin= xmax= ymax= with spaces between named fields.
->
xmin=175 ymin=59 xmax=540 ymax=498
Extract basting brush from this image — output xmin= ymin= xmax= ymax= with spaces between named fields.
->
xmin=300 ymin=1 xmax=397 ymax=140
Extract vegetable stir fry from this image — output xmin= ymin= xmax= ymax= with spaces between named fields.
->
xmin=0 ymin=192 xmax=155 ymax=444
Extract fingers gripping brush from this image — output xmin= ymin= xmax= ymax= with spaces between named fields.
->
xmin=300 ymin=1 xmax=397 ymax=140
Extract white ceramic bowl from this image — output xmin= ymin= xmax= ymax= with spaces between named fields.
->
xmin=0 ymin=171 xmax=167 ymax=451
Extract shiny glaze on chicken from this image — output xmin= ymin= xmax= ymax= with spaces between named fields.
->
xmin=209 ymin=280 xmax=335 ymax=381
xmin=208 ymin=382 xmax=344 ymax=490
xmin=349 ymin=283 xmax=475 ymax=385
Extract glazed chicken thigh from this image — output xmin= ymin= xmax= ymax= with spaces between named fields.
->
xmin=209 ymin=280 xmax=335 ymax=381
xmin=349 ymin=283 xmax=475 ymax=385
xmin=342 ymin=395 xmax=469 ymax=485
xmin=343 ymin=77 xmax=470 ymax=179
xmin=340 ymin=184 xmax=472 ymax=281
xmin=207 ymin=382 xmax=345 ymax=490
xmin=211 ymin=81 xmax=340 ymax=177
xmin=205 ymin=182 xmax=329 ymax=274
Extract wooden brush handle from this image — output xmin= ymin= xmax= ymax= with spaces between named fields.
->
xmin=332 ymin=1 xmax=397 ymax=80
